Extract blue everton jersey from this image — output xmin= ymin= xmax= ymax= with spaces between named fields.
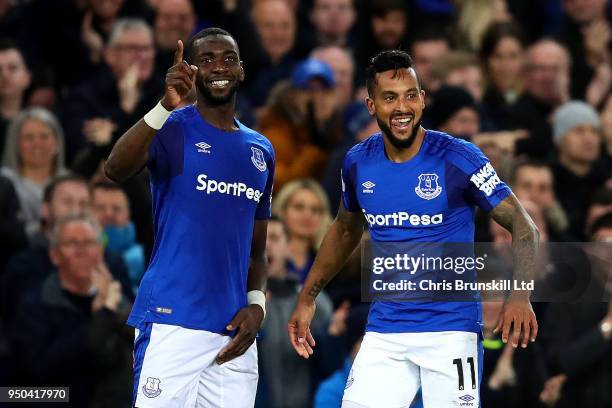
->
xmin=341 ymin=130 xmax=511 ymax=334
xmin=128 ymin=105 xmax=275 ymax=333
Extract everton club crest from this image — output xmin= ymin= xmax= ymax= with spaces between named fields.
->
xmin=251 ymin=147 xmax=267 ymax=172
xmin=415 ymin=173 xmax=442 ymax=200
xmin=142 ymin=377 xmax=162 ymax=398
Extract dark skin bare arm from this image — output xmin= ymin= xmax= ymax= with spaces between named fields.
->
xmin=104 ymin=40 xmax=197 ymax=183
xmin=489 ymin=193 xmax=540 ymax=348
xmin=288 ymin=202 xmax=365 ymax=358
xmin=216 ymin=220 xmax=268 ymax=364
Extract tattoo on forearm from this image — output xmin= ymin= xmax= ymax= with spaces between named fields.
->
xmin=491 ymin=195 xmax=539 ymax=282
xmin=308 ymin=278 xmax=329 ymax=298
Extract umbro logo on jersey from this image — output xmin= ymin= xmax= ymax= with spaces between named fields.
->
xmin=195 ymin=142 xmax=211 ymax=154
xmin=362 ymin=181 xmax=375 ymax=193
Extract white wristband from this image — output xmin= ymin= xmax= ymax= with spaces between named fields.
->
xmin=247 ymin=290 xmax=266 ymax=318
xmin=144 ymin=101 xmax=171 ymax=130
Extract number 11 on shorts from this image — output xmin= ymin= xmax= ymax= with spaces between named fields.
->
xmin=452 ymin=357 xmax=476 ymax=391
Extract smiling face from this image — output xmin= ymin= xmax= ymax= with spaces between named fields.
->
xmin=191 ymin=35 xmax=244 ymax=106
xmin=366 ymin=68 xmax=425 ymax=149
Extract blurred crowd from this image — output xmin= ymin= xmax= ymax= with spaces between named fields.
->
xmin=0 ymin=0 xmax=611 ymax=407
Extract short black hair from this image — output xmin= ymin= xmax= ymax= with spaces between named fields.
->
xmin=365 ymin=50 xmax=416 ymax=96
xmin=479 ymin=22 xmax=526 ymax=63
xmin=187 ymin=27 xmax=238 ymax=62
xmin=43 ymin=174 xmax=88 ymax=203
xmin=370 ymin=0 xmax=406 ymax=17
xmin=410 ymin=26 xmax=449 ymax=47
xmin=268 ymin=214 xmax=289 ymax=238
xmin=591 ymin=188 xmax=612 ymax=206
xmin=0 ymin=38 xmax=18 ymax=52
xmin=510 ymin=159 xmax=552 ymax=185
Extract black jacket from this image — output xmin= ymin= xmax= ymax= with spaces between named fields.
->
xmin=10 ymin=273 xmax=133 ymax=408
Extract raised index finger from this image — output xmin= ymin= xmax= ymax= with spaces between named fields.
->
xmin=174 ymin=40 xmax=184 ymax=65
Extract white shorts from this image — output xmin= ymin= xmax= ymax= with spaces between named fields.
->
xmin=132 ymin=323 xmax=258 ymax=408
xmin=342 ymin=331 xmax=482 ymax=408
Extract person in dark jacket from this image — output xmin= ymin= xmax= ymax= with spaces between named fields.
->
xmin=10 ymin=213 xmax=133 ymax=408
xmin=60 ymin=18 xmax=163 ymax=163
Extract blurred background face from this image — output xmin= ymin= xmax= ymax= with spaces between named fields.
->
xmin=513 ymin=166 xmax=555 ymax=210
xmin=284 ymin=188 xmax=325 ymax=240
xmin=371 ymin=10 xmax=406 ymax=49
xmin=252 ymin=0 xmax=295 ymax=63
xmin=488 ymin=36 xmax=523 ymax=92
xmin=106 ymin=28 xmax=155 ymax=83
xmin=310 ymin=0 xmax=356 ymax=39
xmin=560 ymin=124 xmax=601 ymax=163
xmin=46 ymin=181 xmax=91 ymax=223
xmin=51 ymin=221 xmax=102 ymax=284
xmin=311 ymin=47 xmax=354 ymax=107
xmin=266 ymin=220 xmax=289 ymax=275
xmin=90 ymin=0 xmax=123 ymax=20
xmin=18 ymin=119 xmax=56 ymax=170
xmin=92 ymin=188 xmax=130 ymax=227
xmin=445 ymin=66 xmax=483 ymax=102
xmin=439 ymin=107 xmax=480 ymax=137
xmin=0 ymin=48 xmax=31 ymax=98
xmin=411 ymin=40 xmax=449 ymax=91
xmin=562 ymin=0 xmax=607 ymax=24
xmin=524 ymin=42 xmax=569 ymax=105
xmin=154 ymin=0 xmax=195 ymax=51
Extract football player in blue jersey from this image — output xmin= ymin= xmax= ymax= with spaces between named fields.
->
xmin=288 ymin=50 xmax=539 ymax=407
xmin=105 ymin=28 xmax=274 ymax=407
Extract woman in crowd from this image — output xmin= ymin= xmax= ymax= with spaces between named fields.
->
xmin=272 ymin=179 xmax=332 ymax=282
xmin=1 ymin=107 xmax=67 ymax=238
xmin=479 ymin=22 xmax=526 ymax=131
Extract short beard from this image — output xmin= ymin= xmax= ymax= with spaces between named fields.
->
xmin=196 ymin=81 xmax=239 ymax=106
xmin=377 ymin=116 xmax=422 ymax=149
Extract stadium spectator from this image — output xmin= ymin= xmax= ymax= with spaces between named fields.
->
xmin=0 ymin=175 xmax=133 ymax=329
xmin=429 ymin=51 xmax=483 ymax=102
xmin=0 ymin=173 xmax=27 ymax=275
xmin=309 ymin=0 xmax=357 ymax=48
xmin=557 ymin=0 xmax=611 ymax=104
xmin=92 ymin=182 xmax=145 ymax=293
xmin=452 ymin=0 xmax=513 ymax=52
xmin=60 ymin=18 xmax=163 ymax=162
xmin=552 ymin=101 xmax=609 ymax=239
xmin=314 ymin=303 xmax=368 ymax=408
xmin=409 ymin=28 xmax=450 ymax=93
xmin=427 ymin=86 xmax=480 ymax=140
xmin=257 ymin=216 xmax=334 ymax=408
xmin=153 ymin=0 xmax=196 ymax=75
xmin=479 ymin=22 xmax=527 ymax=131
xmin=513 ymin=39 xmax=571 ymax=159
xmin=258 ymin=59 xmax=342 ymax=190
xmin=355 ymin=0 xmax=408 ymax=77
xmin=540 ymin=213 xmax=612 ymax=408
xmin=1 ymin=108 xmax=67 ymax=239
xmin=510 ymin=159 xmax=569 ymax=241
xmin=311 ymin=46 xmax=355 ymax=109
xmin=0 ymin=40 xmax=31 ymax=157
xmin=10 ymin=213 xmax=133 ymax=408
xmin=246 ymin=0 xmax=298 ymax=108
xmin=322 ymin=102 xmax=379 ymax=212
xmin=585 ymin=188 xmax=612 ymax=237
xmin=272 ymin=179 xmax=332 ymax=282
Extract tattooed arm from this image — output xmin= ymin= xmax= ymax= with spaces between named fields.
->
xmin=288 ymin=202 xmax=365 ymax=358
xmin=490 ymin=193 xmax=540 ymax=348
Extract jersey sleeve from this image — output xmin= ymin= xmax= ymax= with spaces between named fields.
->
xmin=147 ymin=114 xmax=184 ymax=183
xmin=340 ymin=151 xmax=360 ymax=212
xmin=453 ymin=140 xmax=512 ymax=212
xmin=255 ymin=146 xmax=275 ymax=220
